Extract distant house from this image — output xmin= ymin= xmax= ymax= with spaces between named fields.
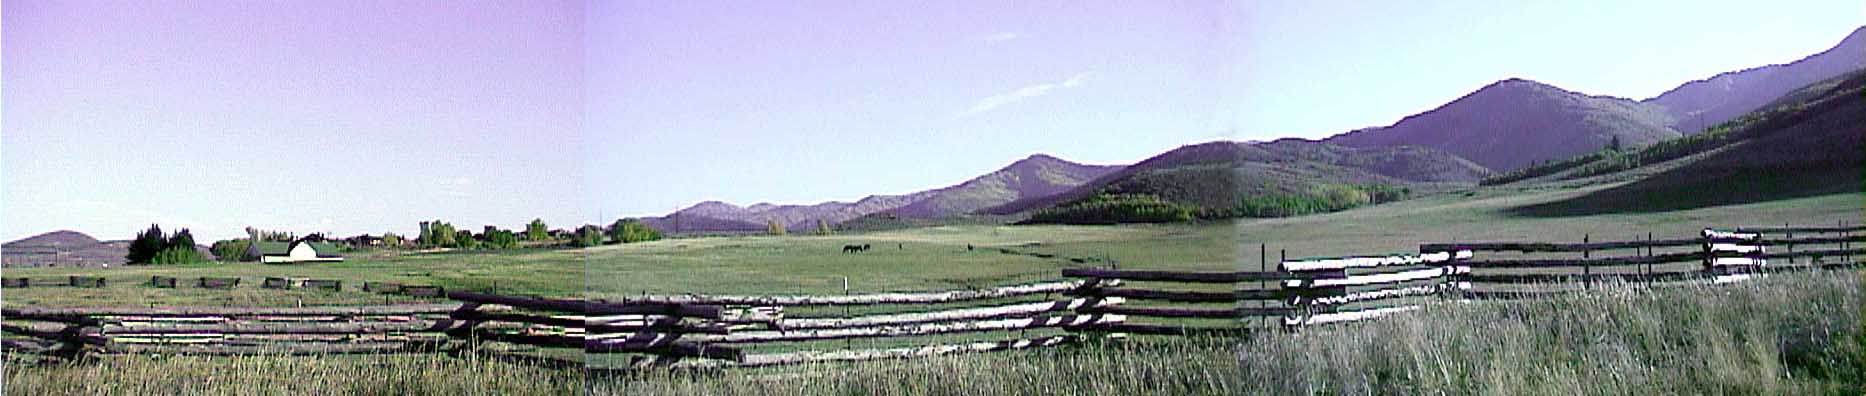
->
xmin=247 ymin=239 xmax=345 ymax=264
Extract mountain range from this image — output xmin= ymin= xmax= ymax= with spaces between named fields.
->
xmin=635 ymin=154 xmax=1119 ymax=233
xmin=639 ymin=26 xmax=1866 ymax=231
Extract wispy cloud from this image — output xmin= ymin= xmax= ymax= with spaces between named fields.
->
xmin=957 ymin=72 xmax=1095 ymax=118
xmin=983 ymin=32 xmax=1022 ymax=44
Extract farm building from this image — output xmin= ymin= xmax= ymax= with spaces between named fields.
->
xmin=247 ymin=239 xmax=344 ymax=264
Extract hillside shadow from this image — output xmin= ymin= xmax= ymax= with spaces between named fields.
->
xmin=1507 ymin=167 xmax=1862 ymax=217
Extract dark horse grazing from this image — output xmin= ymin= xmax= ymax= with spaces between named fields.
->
xmin=841 ymin=244 xmax=872 ymax=253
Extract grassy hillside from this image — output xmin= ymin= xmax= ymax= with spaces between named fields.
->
xmin=1511 ymin=68 xmax=1866 ymax=215
xmin=983 ymin=140 xmax=1486 ymax=220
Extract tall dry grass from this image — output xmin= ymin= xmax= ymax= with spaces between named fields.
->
xmin=2 ymin=352 xmax=582 ymax=396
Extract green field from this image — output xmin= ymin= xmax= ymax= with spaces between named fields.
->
xmin=1 ymin=248 xmax=584 ymax=307
xmin=588 ymin=183 xmax=1862 ymax=297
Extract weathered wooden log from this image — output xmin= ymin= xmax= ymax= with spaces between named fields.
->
xmin=3 ymin=303 xmax=466 ymax=318
xmin=1284 ymin=305 xmax=1420 ymax=326
xmin=451 ymin=311 xmax=582 ymax=328
xmin=197 ymin=277 xmax=240 ymax=289
xmin=1283 ymin=266 xmax=1465 ymax=289
xmin=364 ymin=281 xmax=403 ymax=294
xmin=1462 ymin=251 xmax=1703 ymax=268
xmin=0 ymin=321 xmax=106 ymax=344
xmin=589 ymin=319 xmax=731 ymax=335
xmin=586 ymin=333 xmax=743 ymax=360
xmin=1732 ymin=225 xmax=1866 ymax=234
xmin=1 ymin=338 xmax=66 ymax=354
xmin=736 ymin=335 xmax=1077 ymax=367
xmin=1062 ymin=268 xmax=1291 ymax=282
xmin=1282 ymin=251 xmax=1472 ymax=271
xmin=679 ymin=314 xmax=1124 ymax=344
xmin=1073 ymin=323 xmax=1250 ymax=336
xmin=1291 ymin=283 xmax=1451 ymax=306
xmin=618 ymin=280 xmax=1106 ymax=306
xmin=261 ymin=277 xmax=295 ymax=289
xmin=150 ymin=276 xmax=178 ymax=288
xmin=69 ymin=276 xmax=106 ymax=288
xmin=775 ymin=298 xmax=1123 ymax=330
xmin=104 ymin=341 xmax=438 ymax=355
xmin=102 ymin=320 xmax=451 ymax=335
xmin=1462 ymin=271 xmax=1706 ymax=284
xmin=1422 ymin=239 xmax=1702 ymax=253
xmin=447 ymin=291 xmax=588 ymax=313
xmin=403 ymin=285 xmax=446 ymax=298
xmin=1070 ymin=287 xmax=1232 ymax=302
xmin=299 ymin=279 xmax=342 ymax=291
xmin=1709 ymin=235 xmax=1866 ymax=246
xmin=1080 ymin=305 xmax=1251 ymax=318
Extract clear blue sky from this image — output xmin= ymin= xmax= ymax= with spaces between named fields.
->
xmin=4 ymin=1 xmax=1861 ymax=241
xmin=3 ymin=1 xmax=586 ymax=241
xmin=596 ymin=1 xmax=1863 ymax=217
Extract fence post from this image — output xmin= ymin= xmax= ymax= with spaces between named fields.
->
xmin=1260 ymin=244 xmax=1268 ymax=330
xmin=1646 ymin=232 xmax=1654 ymax=288
xmin=1583 ymin=234 xmax=1591 ymax=290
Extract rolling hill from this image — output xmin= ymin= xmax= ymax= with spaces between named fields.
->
xmin=1325 ymin=78 xmax=1681 ymax=172
xmin=2 ymin=231 xmax=124 ymax=267
xmin=1643 ymin=26 xmax=1866 ymax=133
xmin=1512 ymin=67 xmax=1866 ymax=215
xmin=982 ymin=140 xmax=1489 ymax=215
xmin=637 ymin=154 xmax=1119 ymax=233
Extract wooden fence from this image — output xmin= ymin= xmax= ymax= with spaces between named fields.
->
xmin=596 ymin=279 xmax=1123 ymax=367
xmin=4 ymin=224 xmax=1862 ymax=368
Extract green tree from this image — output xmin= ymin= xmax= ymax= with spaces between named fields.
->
xmin=610 ymin=219 xmax=662 ymax=243
xmin=151 ymin=246 xmax=206 ymax=264
xmin=210 ymin=239 xmax=252 ymax=262
xmin=1608 ymin=135 xmax=1623 ymax=152
xmin=127 ymin=224 xmax=166 ymax=264
xmin=453 ymin=229 xmax=477 ymax=249
xmin=168 ymin=228 xmax=197 ymax=252
xmin=381 ymin=232 xmax=404 ymax=248
xmin=525 ymin=218 xmax=550 ymax=241
xmin=483 ymin=227 xmax=519 ymax=249
xmin=572 ymin=225 xmax=605 ymax=247
xmin=814 ymin=220 xmax=833 ymax=235
xmin=766 ymin=220 xmax=786 ymax=236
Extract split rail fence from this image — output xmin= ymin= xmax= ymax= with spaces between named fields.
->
xmin=4 ymin=224 xmax=1862 ymax=368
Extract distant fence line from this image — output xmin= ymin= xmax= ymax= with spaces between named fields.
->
xmin=3 ymin=223 xmax=1862 ymax=369
xmin=1 ymin=274 xmax=449 ymax=298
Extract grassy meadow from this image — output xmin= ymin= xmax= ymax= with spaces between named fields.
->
xmin=1 ymin=248 xmax=584 ymax=307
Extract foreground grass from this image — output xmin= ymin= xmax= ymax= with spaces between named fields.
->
xmin=2 ymin=352 xmax=583 ymax=396
xmin=597 ymin=271 xmax=1866 ymax=395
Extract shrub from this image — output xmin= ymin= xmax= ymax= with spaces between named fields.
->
xmin=611 ymin=219 xmax=662 ymax=243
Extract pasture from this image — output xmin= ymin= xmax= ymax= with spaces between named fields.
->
xmin=1 ymin=248 xmax=584 ymax=307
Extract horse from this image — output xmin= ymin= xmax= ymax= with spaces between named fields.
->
xmin=842 ymin=244 xmax=862 ymax=253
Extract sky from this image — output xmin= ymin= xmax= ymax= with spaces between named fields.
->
xmin=3 ymin=1 xmax=1862 ymax=241
xmin=597 ymin=0 xmax=1865 ymax=217
xmin=3 ymin=1 xmax=585 ymax=241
